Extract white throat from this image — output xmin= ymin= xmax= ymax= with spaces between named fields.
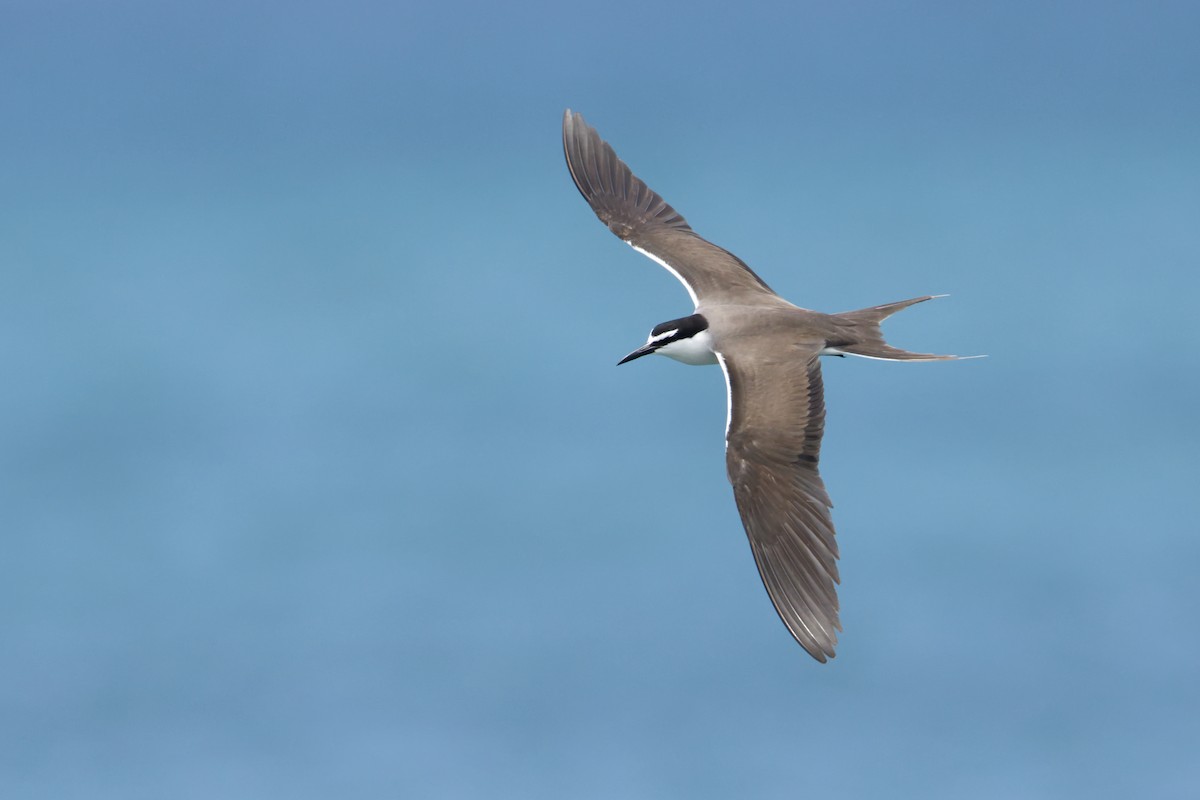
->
xmin=655 ymin=329 xmax=718 ymax=365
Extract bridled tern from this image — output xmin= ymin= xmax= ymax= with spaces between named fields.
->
xmin=563 ymin=110 xmax=970 ymax=662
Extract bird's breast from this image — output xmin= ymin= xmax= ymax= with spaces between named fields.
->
xmin=657 ymin=329 xmax=719 ymax=365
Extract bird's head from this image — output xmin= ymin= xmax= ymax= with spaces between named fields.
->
xmin=618 ymin=313 xmax=718 ymax=366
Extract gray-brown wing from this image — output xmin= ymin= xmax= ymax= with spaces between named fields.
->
xmin=718 ymin=340 xmax=841 ymax=662
xmin=562 ymin=110 xmax=786 ymax=308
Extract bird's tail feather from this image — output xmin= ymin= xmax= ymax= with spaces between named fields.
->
xmin=830 ymin=295 xmax=962 ymax=361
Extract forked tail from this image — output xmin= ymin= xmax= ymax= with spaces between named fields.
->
xmin=829 ymin=295 xmax=963 ymax=361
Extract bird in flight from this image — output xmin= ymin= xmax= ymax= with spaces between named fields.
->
xmin=563 ymin=110 xmax=971 ymax=662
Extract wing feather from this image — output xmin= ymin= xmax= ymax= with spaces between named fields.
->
xmin=719 ymin=342 xmax=841 ymax=661
xmin=563 ymin=110 xmax=786 ymax=308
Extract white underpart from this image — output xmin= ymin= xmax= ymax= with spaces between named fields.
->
xmin=630 ymin=243 xmax=699 ymax=309
xmin=654 ymin=329 xmax=718 ymax=365
xmin=715 ymin=351 xmax=733 ymax=441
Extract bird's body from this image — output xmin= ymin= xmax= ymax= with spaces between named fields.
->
xmin=563 ymin=110 xmax=968 ymax=662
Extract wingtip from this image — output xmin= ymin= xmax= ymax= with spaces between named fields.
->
xmin=563 ymin=108 xmax=586 ymax=132
xmin=806 ymin=643 xmax=837 ymax=664
xmin=562 ymin=109 xmax=579 ymax=142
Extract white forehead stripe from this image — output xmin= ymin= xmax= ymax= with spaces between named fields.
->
xmin=649 ymin=328 xmax=679 ymax=343
xmin=630 ymin=243 xmax=699 ymax=308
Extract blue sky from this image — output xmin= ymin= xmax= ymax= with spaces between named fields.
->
xmin=3 ymin=1 xmax=1199 ymax=797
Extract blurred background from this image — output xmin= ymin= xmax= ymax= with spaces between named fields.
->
xmin=3 ymin=1 xmax=1198 ymax=797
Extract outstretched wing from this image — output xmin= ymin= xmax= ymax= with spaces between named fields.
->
xmin=718 ymin=339 xmax=841 ymax=661
xmin=563 ymin=110 xmax=786 ymax=308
